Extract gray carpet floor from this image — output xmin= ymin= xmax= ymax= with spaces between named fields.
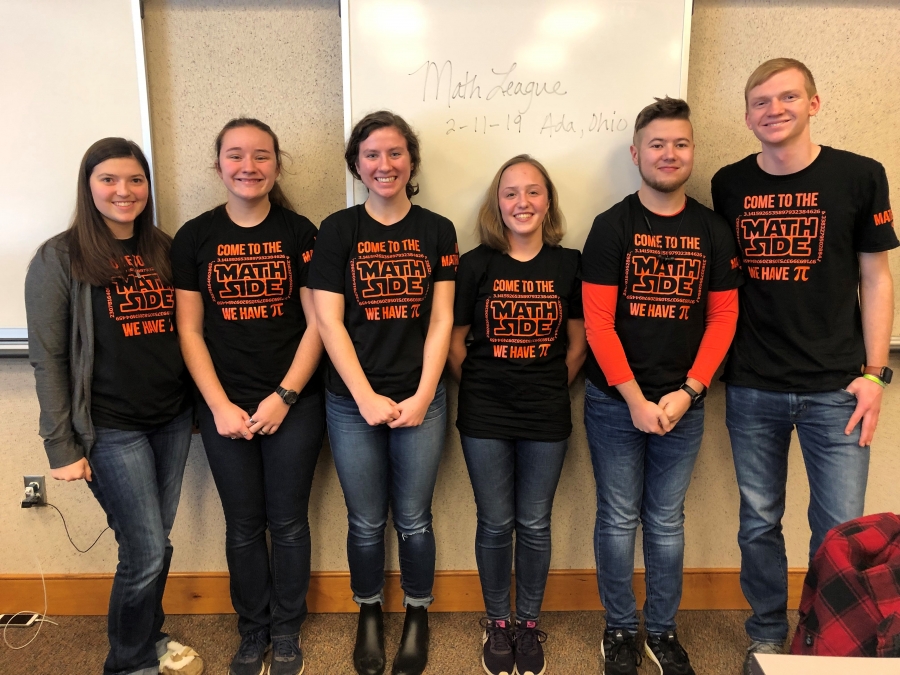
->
xmin=0 ymin=610 xmax=798 ymax=675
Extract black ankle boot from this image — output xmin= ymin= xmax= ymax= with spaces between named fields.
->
xmin=391 ymin=605 xmax=429 ymax=675
xmin=354 ymin=602 xmax=385 ymax=675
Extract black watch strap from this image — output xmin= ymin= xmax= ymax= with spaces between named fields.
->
xmin=680 ymin=383 xmax=706 ymax=405
xmin=276 ymin=386 xmax=299 ymax=405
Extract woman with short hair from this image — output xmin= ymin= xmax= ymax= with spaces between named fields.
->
xmin=310 ymin=110 xmax=457 ymax=675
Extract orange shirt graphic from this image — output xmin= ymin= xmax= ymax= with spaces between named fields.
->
xmin=207 ymin=254 xmax=293 ymax=306
xmin=106 ymin=255 xmax=175 ymax=323
xmin=351 ymin=252 xmax=431 ymax=307
xmin=485 ymin=294 xmax=562 ymax=345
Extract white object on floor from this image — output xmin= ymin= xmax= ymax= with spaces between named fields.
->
xmin=752 ymin=653 xmax=900 ymax=674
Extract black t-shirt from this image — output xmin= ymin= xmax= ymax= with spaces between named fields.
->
xmin=91 ymin=238 xmax=190 ymax=430
xmin=581 ymin=193 xmax=744 ymax=402
xmin=170 ymin=204 xmax=319 ymax=409
xmin=454 ymin=244 xmax=583 ymax=441
xmin=711 ymin=146 xmax=898 ymax=392
xmin=308 ymin=204 xmax=458 ymax=400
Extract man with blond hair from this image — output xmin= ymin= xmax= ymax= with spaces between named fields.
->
xmin=711 ymin=58 xmax=897 ymax=672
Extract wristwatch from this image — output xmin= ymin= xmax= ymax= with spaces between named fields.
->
xmin=680 ymin=383 xmax=706 ymax=406
xmin=863 ymin=366 xmax=893 ymax=385
xmin=276 ymin=386 xmax=299 ymax=405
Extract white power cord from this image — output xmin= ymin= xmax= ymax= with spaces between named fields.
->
xmin=4 ymin=502 xmax=75 ymax=649
xmin=2 ymin=553 xmax=53 ymax=650
xmin=8 ymin=492 xmax=109 ymax=649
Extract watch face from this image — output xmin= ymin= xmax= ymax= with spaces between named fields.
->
xmin=883 ymin=367 xmax=893 ymax=384
xmin=283 ymin=390 xmax=299 ymax=405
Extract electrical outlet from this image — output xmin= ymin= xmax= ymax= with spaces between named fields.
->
xmin=23 ymin=475 xmax=46 ymax=506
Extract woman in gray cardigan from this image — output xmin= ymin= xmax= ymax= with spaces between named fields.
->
xmin=25 ymin=138 xmax=203 ymax=675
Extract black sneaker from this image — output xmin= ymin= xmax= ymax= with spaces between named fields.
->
xmin=601 ymin=629 xmax=642 ymax=675
xmin=230 ymin=627 xmax=270 ymax=675
xmin=480 ymin=618 xmax=515 ymax=675
xmin=514 ymin=619 xmax=547 ymax=675
xmin=645 ymin=631 xmax=695 ymax=675
xmin=270 ymin=635 xmax=304 ymax=675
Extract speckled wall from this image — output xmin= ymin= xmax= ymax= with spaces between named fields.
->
xmin=2 ymin=1 xmax=898 ymax=586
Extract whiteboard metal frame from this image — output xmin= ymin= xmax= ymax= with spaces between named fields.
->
xmin=341 ymin=0 xmax=354 ymax=206
xmin=0 ymin=328 xmax=29 ymax=357
xmin=131 ymin=0 xmax=155 ymax=190
xmin=680 ymin=0 xmax=693 ymax=99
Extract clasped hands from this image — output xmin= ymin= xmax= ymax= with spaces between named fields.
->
xmin=629 ymin=388 xmax=695 ymax=436
xmin=213 ymin=392 xmax=290 ymax=441
xmin=357 ymin=391 xmax=432 ymax=428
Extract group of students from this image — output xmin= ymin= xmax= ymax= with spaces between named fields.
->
xmin=25 ymin=56 xmax=896 ymax=675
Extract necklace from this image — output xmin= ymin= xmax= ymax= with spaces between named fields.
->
xmin=641 ymin=200 xmax=687 ymax=264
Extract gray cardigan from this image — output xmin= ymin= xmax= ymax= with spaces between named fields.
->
xmin=24 ymin=234 xmax=96 ymax=469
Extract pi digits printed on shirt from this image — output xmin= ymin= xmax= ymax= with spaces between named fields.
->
xmin=622 ymin=231 xmax=715 ymax=321
xmin=734 ymin=190 xmax=826 ymax=282
xmin=486 ymin=278 xmax=563 ymax=359
xmin=208 ymin=238 xmax=297 ymax=321
xmin=104 ymin=252 xmax=176 ymax=337
xmin=352 ymin=236 xmax=435 ymax=321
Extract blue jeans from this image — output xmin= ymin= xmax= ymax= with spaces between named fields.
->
xmin=725 ymin=384 xmax=869 ymax=644
xmin=584 ymin=381 xmax=704 ymax=635
xmin=460 ymin=434 xmax=568 ymax=621
xmin=199 ymin=392 xmax=324 ymax=639
xmin=87 ymin=408 xmax=193 ymax=675
xmin=326 ymin=384 xmax=447 ymax=607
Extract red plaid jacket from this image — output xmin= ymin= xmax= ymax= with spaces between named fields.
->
xmin=791 ymin=512 xmax=900 ymax=658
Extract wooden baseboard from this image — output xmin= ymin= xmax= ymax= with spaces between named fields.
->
xmin=0 ymin=568 xmax=807 ymax=616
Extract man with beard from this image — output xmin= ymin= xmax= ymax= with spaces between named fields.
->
xmin=711 ymin=58 xmax=897 ymax=673
xmin=581 ymin=97 xmax=743 ymax=675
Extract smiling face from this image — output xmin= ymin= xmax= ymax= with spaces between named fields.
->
xmin=355 ymin=126 xmax=412 ymax=203
xmin=216 ymin=125 xmax=280 ymax=204
xmin=89 ymin=157 xmax=149 ymax=237
xmin=498 ymin=162 xmax=550 ymax=244
xmin=630 ymin=118 xmax=694 ymax=194
xmin=745 ymin=68 xmax=820 ymax=148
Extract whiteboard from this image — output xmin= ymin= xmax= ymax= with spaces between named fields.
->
xmin=341 ymin=0 xmax=692 ymax=252
xmin=0 ymin=0 xmax=151 ymax=352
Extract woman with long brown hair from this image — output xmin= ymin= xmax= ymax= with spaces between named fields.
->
xmin=172 ymin=118 xmax=323 ymax=675
xmin=25 ymin=137 xmax=201 ymax=675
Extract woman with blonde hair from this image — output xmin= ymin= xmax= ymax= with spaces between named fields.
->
xmin=448 ymin=154 xmax=586 ymax=675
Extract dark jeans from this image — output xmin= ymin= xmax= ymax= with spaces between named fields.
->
xmin=726 ymin=384 xmax=869 ymax=644
xmin=87 ymin=408 xmax=193 ymax=675
xmin=584 ymin=381 xmax=704 ymax=635
xmin=325 ymin=384 xmax=447 ymax=606
xmin=460 ymin=434 xmax=568 ymax=621
xmin=199 ymin=392 xmax=324 ymax=639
